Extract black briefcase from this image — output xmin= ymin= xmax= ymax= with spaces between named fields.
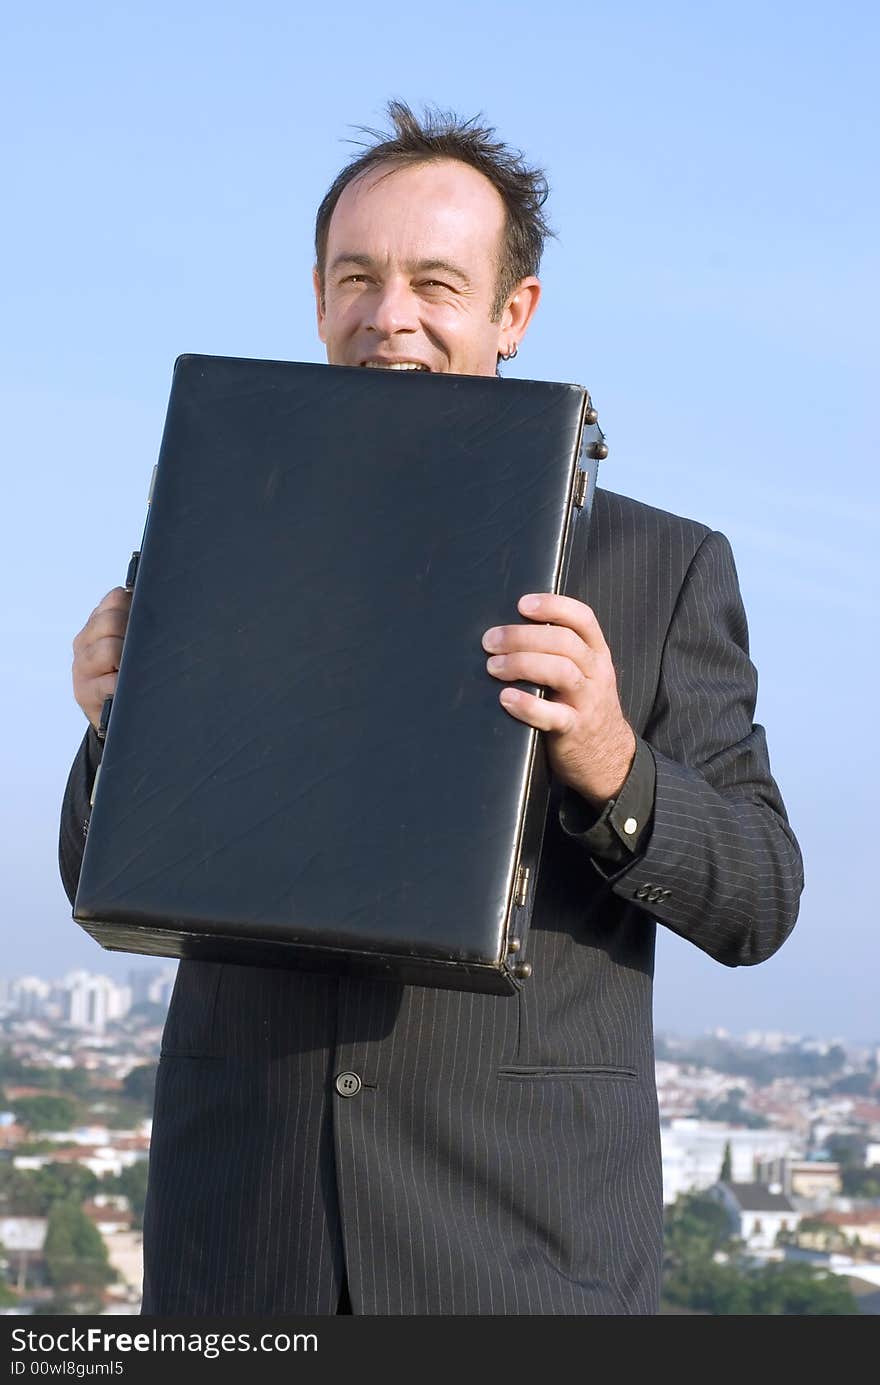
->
xmin=73 ymin=354 xmax=603 ymax=994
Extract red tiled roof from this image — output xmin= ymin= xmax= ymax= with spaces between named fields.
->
xmin=810 ymin=1210 xmax=880 ymax=1228
xmin=82 ymin=1201 xmax=134 ymax=1228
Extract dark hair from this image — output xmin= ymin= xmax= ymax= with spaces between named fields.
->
xmin=314 ymin=100 xmax=553 ymax=321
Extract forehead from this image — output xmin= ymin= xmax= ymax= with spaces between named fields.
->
xmin=326 ymin=158 xmax=506 ymax=266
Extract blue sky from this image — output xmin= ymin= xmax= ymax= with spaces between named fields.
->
xmin=2 ymin=1 xmax=877 ymax=1040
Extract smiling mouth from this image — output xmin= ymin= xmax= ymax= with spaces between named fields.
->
xmin=361 ymin=361 xmax=431 ymax=371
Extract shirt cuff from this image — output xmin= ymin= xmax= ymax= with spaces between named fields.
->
xmin=558 ymin=736 xmax=656 ymax=867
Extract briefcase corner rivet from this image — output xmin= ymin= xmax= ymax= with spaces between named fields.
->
xmin=513 ymin=961 xmax=532 ymax=981
xmin=507 ymin=937 xmax=522 ymax=953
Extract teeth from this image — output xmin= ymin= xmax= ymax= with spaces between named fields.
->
xmin=363 ymin=362 xmax=427 ymax=371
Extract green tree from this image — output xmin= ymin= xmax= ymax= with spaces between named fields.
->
xmin=661 ymin=1190 xmax=859 ymax=1314
xmin=0 ymin=1164 xmax=46 ymax=1216
xmin=842 ymin=1167 xmax=880 ymax=1198
xmin=0 ymin=1049 xmax=30 ymax=1084
xmin=121 ymin=1063 xmax=158 ymax=1109
xmin=105 ymin=1161 xmax=150 ymax=1229
xmin=34 ymin=1163 xmax=99 ymax=1211
xmin=43 ymin=1201 xmax=115 ymax=1291
xmin=663 ymin=1191 xmax=736 ymax=1311
xmin=665 ymin=1192 xmax=733 ymax=1260
xmin=719 ymin=1140 xmax=733 ymax=1183
xmin=695 ymin=1094 xmax=768 ymax=1128
xmin=667 ymin=1258 xmax=754 ymax=1314
xmin=825 ymin=1134 xmax=864 ymax=1167
xmin=13 ymin=1094 xmax=78 ymax=1132
xmin=749 ymin=1262 xmax=857 ymax=1315
xmin=58 ymin=1068 xmax=96 ymax=1098
xmin=0 ymin=1162 xmax=99 ymax=1218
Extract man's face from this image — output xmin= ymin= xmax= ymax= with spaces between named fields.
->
xmin=314 ymin=158 xmax=535 ymax=378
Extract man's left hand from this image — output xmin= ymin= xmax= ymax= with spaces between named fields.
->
xmin=482 ymin=593 xmax=636 ymax=809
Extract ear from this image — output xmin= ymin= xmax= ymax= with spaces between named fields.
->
xmin=312 ymin=265 xmax=327 ymax=343
xmin=497 ymin=277 xmax=541 ymax=356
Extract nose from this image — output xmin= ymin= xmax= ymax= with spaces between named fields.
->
xmin=365 ymin=275 xmax=418 ymax=337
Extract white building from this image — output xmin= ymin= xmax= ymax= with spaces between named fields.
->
xmin=660 ymin=1118 xmax=799 ymax=1204
xmin=714 ymin=1182 xmax=801 ymax=1250
xmin=8 ymin=976 xmax=51 ymax=1019
xmin=63 ymin=971 xmax=132 ymax=1033
xmin=0 ymin=1217 xmax=48 ymax=1293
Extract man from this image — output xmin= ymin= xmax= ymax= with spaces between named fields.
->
xmin=60 ymin=102 xmax=803 ymax=1315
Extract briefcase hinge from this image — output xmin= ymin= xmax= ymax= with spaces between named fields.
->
xmin=89 ymin=763 xmax=102 ymax=809
xmin=514 ymin=863 xmax=530 ymax=908
xmin=125 ymin=551 xmax=140 ymax=590
xmin=573 ymin=469 xmax=588 ymax=508
xmin=147 ymin=464 xmax=158 ymax=506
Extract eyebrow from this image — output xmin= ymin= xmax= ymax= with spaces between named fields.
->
xmin=329 ymin=253 xmax=471 ymax=286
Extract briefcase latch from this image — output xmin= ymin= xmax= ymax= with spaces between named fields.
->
xmin=573 ymin=470 xmax=589 ymax=508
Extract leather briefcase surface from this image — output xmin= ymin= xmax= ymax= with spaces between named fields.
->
xmin=73 ymin=354 xmax=603 ymax=994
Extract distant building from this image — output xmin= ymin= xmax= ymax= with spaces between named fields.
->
xmin=0 ymin=1114 xmax=26 ymax=1150
xmin=713 ymin=1182 xmax=801 ymax=1250
xmin=755 ymin=1155 xmax=843 ymax=1201
xmin=0 ymin=1216 xmax=48 ymax=1293
xmin=799 ymin=1210 xmax=880 ymax=1253
xmin=8 ymin=976 xmax=51 ymax=1019
xmin=1 ymin=969 xmax=138 ymax=1032
xmin=64 ymin=971 xmax=132 ymax=1033
xmin=82 ymin=1198 xmax=134 ymax=1235
xmin=128 ymin=967 xmax=176 ymax=1009
xmin=660 ymin=1119 xmax=798 ymax=1204
xmin=13 ymin=1140 xmax=148 ymax=1179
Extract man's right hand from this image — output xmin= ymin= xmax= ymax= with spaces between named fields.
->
xmin=72 ymin=587 xmax=133 ymax=730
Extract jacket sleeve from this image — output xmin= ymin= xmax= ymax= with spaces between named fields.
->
xmin=58 ymin=726 xmax=104 ymax=907
xmin=602 ymin=528 xmax=804 ymax=967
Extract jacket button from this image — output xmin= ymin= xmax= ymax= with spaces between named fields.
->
xmin=635 ymin=884 xmax=652 ymax=900
xmin=335 ymin=1071 xmax=362 ymax=1098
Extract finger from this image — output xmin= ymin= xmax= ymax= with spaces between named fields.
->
xmin=81 ymin=672 xmax=120 ymax=729
xmin=92 ymin=587 xmax=132 ymax=619
xmin=482 ymin=622 xmax=596 ymax=672
xmin=498 ymin=686 xmax=576 ymax=733
xmin=74 ymin=607 xmax=130 ymax=653
xmin=486 ymin=651 xmax=588 ymax=699
xmin=85 ymin=671 xmax=120 ymax=704
xmin=517 ymin=593 xmax=609 ymax=655
xmin=78 ymin=635 xmax=126 ymax=675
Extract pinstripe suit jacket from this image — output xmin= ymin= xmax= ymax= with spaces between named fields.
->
xmin=60 ymin=487 xmax=803 ymax=1315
